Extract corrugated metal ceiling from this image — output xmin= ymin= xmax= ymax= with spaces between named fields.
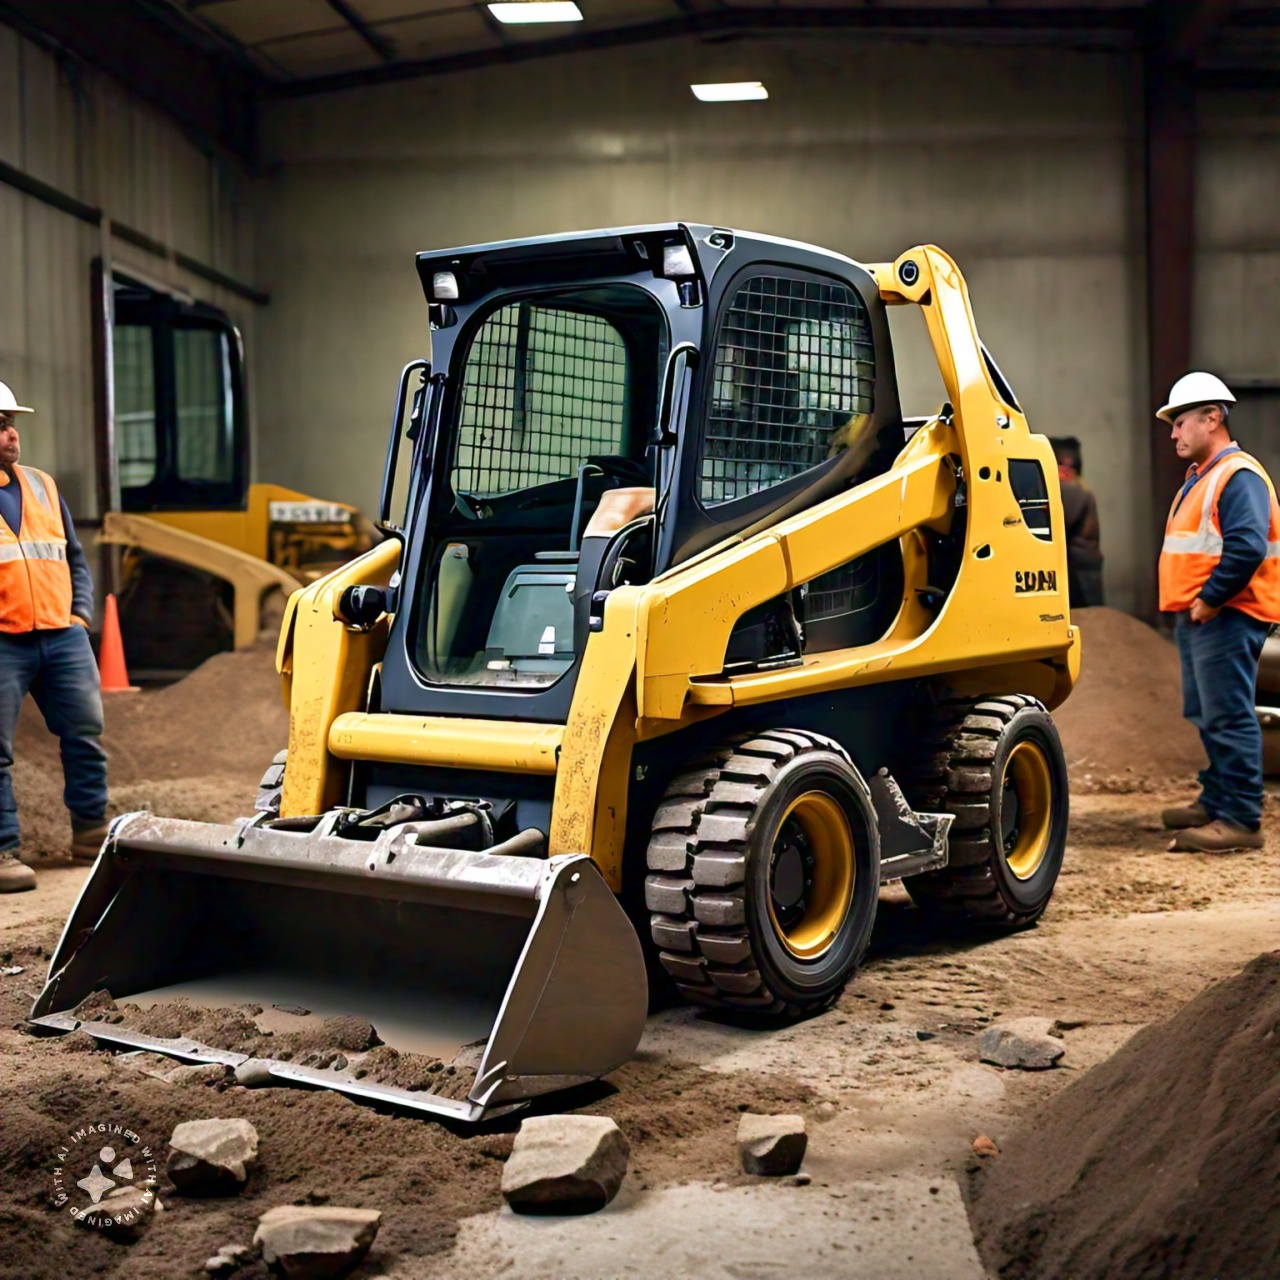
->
xmin=157 ymin=1 xmax=1280 ymax=92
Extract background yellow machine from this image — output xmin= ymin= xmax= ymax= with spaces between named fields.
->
xmin=34 ymin=226 xmax=1079 ymax=1121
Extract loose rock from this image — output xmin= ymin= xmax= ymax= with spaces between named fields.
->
xmin=204 ymin=1242 xmax=253 ymax=1274
xmin=501 ymin=1115 xmax=630 ymax=1213
xmin=979 ymin=1018 xmax=1066 ymax=1070
xmin=167 ymin=1118 xmax=259 ymax=1195
xmin=167 ymin=1062 xmax=231 ymax=1087
xmin=234 ymin=1058 xmax=278 ymax=1088
xmin=254 ymin=1205 xmax=381 ymax=1279
xmin=737 ymin=1113 xmax=808 ymax=1177
xmin=100 ymin=1183 xmax=157 ymax=1242
xmin=973 ymin=1134 xmax=1001 ymax=1157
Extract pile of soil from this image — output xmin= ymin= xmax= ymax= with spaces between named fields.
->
xmin=10 ymin=644 xmax=287 ymax=860
xmin=1054 ymin=608 xmax=1206 ymax=785
xmin=968 ymin=950 xmax=1280 ymax=1280
xmin=0 ymin=942 xmax=813 ymax=1280
xmin=74 ymin=993 xmax=480 ymax=1102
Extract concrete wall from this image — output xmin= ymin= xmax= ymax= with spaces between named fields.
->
xmin=1194 ymin=93 xmax=1280 ymax=488
xmin=0 ymin=24 xmax=257 ymax=523
xmin=257 ymin=37 xmax=1157 ymax=611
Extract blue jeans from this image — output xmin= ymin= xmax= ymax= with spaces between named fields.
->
xmin=1175 ymin=607 xmax=1270 ymax=831
xmin=0 ymin=626 xmax=108 ymax=851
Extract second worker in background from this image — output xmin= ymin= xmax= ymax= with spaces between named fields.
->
xmin=1158 ymin=372 xmax=1278 ymax=854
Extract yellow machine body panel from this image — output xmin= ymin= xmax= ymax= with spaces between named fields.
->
xmin=274 ymin=245 xmax=1078 ymax=885
xmin=277 ymin=538 xmax=400 ymax=817
xmin=35 ymin=238 xmax=1079 ymax=1124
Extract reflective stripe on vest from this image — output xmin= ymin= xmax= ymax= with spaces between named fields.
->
xmin=0 ymin=540 xmax=68 ymax=563
xmin=1158 ymin=451 xmax=1280 ymax=622
xmin=0 ymin=466 xmax=74 ymax=632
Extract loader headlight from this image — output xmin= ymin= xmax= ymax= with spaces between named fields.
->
xmin=662 ymin=244 xmax=696 ymax=279
xmin=432 ymin=271 xmax=460 ymax=300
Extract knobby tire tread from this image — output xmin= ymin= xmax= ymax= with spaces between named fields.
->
xmin=643 ymin=729 xmax=852 ymax=1017
xmin=903 ymin=694 xmax=1045 ymax=926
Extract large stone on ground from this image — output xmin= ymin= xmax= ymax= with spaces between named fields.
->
xmin=167 ymin=1118 xmax=259 ymax=1195
xmin=501 ymin=1115 xmax=630 ymax=1213
xmin=737 ymin=1113 xmax=808 ymax=1176
xmin=254 ymin=1205 xmax=382 ymax=1278
xmin=978 ymin=1017 xmax=1066 ymax=1070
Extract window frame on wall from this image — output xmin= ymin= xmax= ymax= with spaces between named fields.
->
xmin=693 ymin=264 xmax=877 ymax=521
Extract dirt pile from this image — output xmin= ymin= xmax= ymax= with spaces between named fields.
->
xmin=1054 ymin=607 xmax=1205 ymax=785
xmin=10 ymin=644 xmax=287 ymax=860
xmin=0 ymin=938 xmax=814 ymax=1280
xmin=968 ymin=950 xmax=1280 ymax=1280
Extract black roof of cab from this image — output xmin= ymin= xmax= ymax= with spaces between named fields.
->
xmin=415 ymin=223 xmax=875 ymax=305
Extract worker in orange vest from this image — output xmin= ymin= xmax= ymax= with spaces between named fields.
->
xmin=1158 ymin=372 xmax=1279 ymax=853
xmin=0 ymin=383 xmax=109 ymax=891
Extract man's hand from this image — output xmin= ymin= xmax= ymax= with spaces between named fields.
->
xmin=70 ymin=614 xmax=89 ymax=629
xmin=1189 ymin=598 xmax=1221 ymax=624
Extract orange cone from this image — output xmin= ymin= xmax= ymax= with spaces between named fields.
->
xmin=97 ymin=593 xmax=138 ymax=692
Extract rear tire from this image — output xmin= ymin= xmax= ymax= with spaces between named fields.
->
xmin=903 ymin=696 xmax=1068 ymax=926
xmin=644 ymin=730 xmax=879 ymax=1017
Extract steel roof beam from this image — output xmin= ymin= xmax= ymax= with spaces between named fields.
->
xmin=267 ymin=5 xmax=1144 ymax=98
xmin=325 ymin=0 xmax=395 ymax=62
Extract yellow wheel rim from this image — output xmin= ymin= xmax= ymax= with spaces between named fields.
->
xmin=1002 ymin=741 xmax=1054 ymax=880
xmin=766 ymin=791 xmax=855 ymax=961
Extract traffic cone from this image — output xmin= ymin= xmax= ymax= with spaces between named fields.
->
xmin=97 ymin=593 xmax=138 ymax=692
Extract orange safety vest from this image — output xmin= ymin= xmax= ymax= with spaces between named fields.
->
xmin=0 ymin=465 xmax=74 ymax=632
xmin=1158 ymin=449 xmax=1280 ymax=622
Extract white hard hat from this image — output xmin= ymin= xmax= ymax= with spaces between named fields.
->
xmin=0 ymin=382 xmax=34 ymax=415
xmin=1157 ymin=371 xmax=1235 ymax=423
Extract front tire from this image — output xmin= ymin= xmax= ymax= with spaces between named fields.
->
xmin=644 ymin=730 xmax=880 ymax=1017
xmin=904 ymin=697 xmax=1068 ymax=926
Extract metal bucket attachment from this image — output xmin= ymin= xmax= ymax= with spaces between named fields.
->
xmin=29 ymin=808 xmax=649 ymax=1122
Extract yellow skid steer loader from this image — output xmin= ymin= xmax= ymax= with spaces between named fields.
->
xmin=33 ymin=228 xmax=1079 ymax=1122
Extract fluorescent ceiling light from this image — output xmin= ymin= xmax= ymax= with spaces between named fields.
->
xmin=691 ymin=81 xmax=769 ymax=103
xmin=488 ymin=2 xmax=583 ymax=23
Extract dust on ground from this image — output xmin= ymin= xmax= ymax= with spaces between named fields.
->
xmin=1 ymin=621 xmax=1277 ymax=1279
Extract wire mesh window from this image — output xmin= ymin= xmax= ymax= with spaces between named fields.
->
xmin=702 ymin=275 xmax=874 ymax=505
xmin=453 ymin=302 xmax=628 ymax=498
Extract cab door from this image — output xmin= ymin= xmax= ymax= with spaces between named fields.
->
xmin=112 ymin=278 xmax=248 ymax=514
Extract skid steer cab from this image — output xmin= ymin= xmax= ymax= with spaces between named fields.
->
xmin=33 ymin=226 xmax=1080 ymax=1122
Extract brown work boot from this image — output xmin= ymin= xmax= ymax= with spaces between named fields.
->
xmin=1168 ymin=820 xmax=1265 ymax=854
xmin=1161 ymin=803 xmax=1210 ymax=830
xmin=70 ymin=816 xmax=110 ymax=864
xmin=0 ymin=848 xmax=36 ymax=892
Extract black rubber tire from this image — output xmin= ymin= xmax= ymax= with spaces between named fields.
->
xmin=644 ymin=730 xmax=880 ymax=1017
xmin=253 ymin=749 xmax=289 ymax=818
xmin=903 ymin=696 xmax=1068 ymax=926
